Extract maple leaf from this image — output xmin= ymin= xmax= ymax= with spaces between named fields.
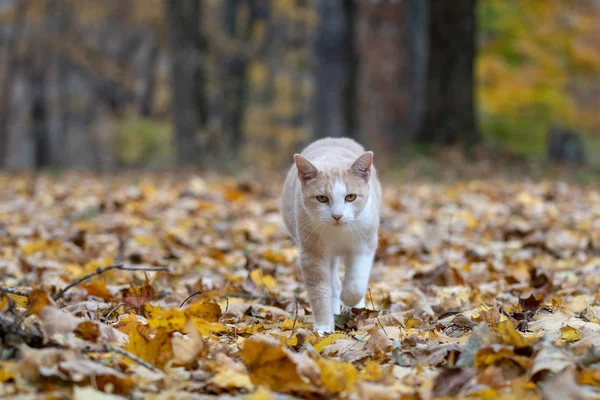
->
xmin=241 ymin=335 xmax=317 ymax=393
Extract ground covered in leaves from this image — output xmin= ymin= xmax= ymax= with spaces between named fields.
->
xmin=1 ymin=172 xmax=600 ymax=399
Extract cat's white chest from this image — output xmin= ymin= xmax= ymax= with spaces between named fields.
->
xmin=320 ymin=221 xmax=376 ymax=256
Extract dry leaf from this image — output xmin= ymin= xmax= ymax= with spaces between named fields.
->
xmin=241 ymin=334 xmax=316 ymax=393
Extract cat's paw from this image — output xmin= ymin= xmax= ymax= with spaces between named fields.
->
xmin=341 ymin=283 xmax=365 ymax=308
xmin=314 ymin=324 xmax=335 ymax=336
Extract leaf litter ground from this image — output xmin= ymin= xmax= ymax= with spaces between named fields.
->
xmin=1 ymin=172 xmax=600 ymax=399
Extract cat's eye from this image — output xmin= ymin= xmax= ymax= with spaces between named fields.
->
xmin=316 ymin=195 xmax=329 ymax=203
xmin=345 ymin=194 xmax=357 ymax=202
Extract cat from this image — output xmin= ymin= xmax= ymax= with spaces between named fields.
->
xmin=281 ymin=137 xmax=381 ymax=334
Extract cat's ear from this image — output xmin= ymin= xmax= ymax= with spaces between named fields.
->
xmin=294 ymin=154 xmax=319 ymax=182
xmin=350 ymin=151 xmax=373 ymax=181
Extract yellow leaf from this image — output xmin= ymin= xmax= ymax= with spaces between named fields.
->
xmin=565 ymin=295 xmax=592 ymax=313
xmin=578 ymin=368 xmax=600 ymax=387
xmin=193 ymin=319 xmax=227 ymax=336
xmin=146 ymin=300 xmax=222 ymax=333
xmin=185 ymin=300 xmax=222 ymax=322
xmin=125 ymin=324 xmax=173 ymax=369
xmin=360 ymin=360 xmax=384 ymax=382
xmin=83 ymin=257 xmax=115 ymax=275
xmin=133 ymin=235 xmax=158 ymax=246
xmin=0 ymin=296 xmax=10 ymax=313
xmin=559 ymin=326 xmax=582 ymax=343
xmin=27 ymin=289 xmax=52 ymax=316
xmin=0 ymin=361 xmax=16 ymax=383
xmin=279 ymin=318 xmax=304 ymax=331
xmin=241 ymin=335 xmax=313 ymax=393
xmin=20 ymin=240 xmax=62 ymax=257
xmin=247 ymin=387 xmax=275 ymax=400
xmin=210 ymin=367 xmax=255 ymax=391
xmin=250 ymin=269 xmax=277 ymax=291
xmin=313 ymin=332 xmax=348 ymax=353
xmin=404 ymin=317 xmax=420 ymax=329
xmin=262 ymin=250 xmax=288 ymax=265
xmin=497 ymin=320 xmax=530 ymax=348
xmin=316 ymin=357 xmax=358 ymax=394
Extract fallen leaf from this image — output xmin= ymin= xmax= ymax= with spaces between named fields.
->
xmin=316 ymin=357 xmax=359 ymax=394
xmin=241 ymin=334 xmax=316 ymax=393
xmin=27 ymin=289 xmax=52 ymax=316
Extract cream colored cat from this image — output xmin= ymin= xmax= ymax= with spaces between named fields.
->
xmin=281 ymin=137 xmax=381 ymax=334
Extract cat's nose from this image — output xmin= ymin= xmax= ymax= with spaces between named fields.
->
xmin=331 ymin=214 xmax=342 ymax=221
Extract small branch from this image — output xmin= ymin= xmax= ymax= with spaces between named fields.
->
xmin=103 ymin=302 xmax=124 ymax=324
xmin=83 ymin=345 xmax=157 ymax=372
xmin=289 ymin=298 xmax=299 ymax=339
xmin=0 ymin=313 xmax=46 ymax=347
xmin=52 ymin=264 xmax=169 ymax=301
xmin=0 ymin=286 xmax=29 ymax=297
xmin=179 ymin=291 xmax=203 ymax=308
xmin=368 ymin=288 xmax=388 ymax=337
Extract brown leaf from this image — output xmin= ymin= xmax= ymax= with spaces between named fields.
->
xmin=431 ymin=367 xmax=476 ymax=398
xmin=27 ymin=289 xmax=52 ymax=316
xmin=519 ymin=293 xmax=542 ymax=313
xmin=121 ymin=279 xmax=155 ymax=309
xmin=241 ymin=334 xmax=317 ymax=393
xmin=74 ymin=321 xmax=101 ymax=342
xmin=84 ymin=280 xmax=113 ymax=301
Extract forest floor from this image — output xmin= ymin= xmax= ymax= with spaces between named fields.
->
xmin=1 ymin=170 xmax=599 ymax=399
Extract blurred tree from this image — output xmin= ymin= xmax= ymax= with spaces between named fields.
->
xmin=220 ymin=0 xmax=267 ymax=158
xmin=165 ymin=0 xmax=207 ymax=165
xmin=0 ymin=0 xmax=30 ymax=167
xmin=354 ymin=0 xmax=428 ymax=156
xmin=416 ymin=0 xmax=479 ymax=146
xmin=312 ymin=0 xmax=356 ymax=140
xmin=478 ymin=0 xmax=600 ymax=158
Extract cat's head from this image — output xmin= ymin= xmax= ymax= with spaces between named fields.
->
xmin=294 ymin=152 xmax=373 ymax=225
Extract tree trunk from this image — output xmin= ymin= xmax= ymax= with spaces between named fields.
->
xmin=416 ymin=0 xmax=479 ymax=145
xmin=312 ymin=0 xmax=356 ymax=139
xmin=30 ymin=58 xmax=49 ymax=169
xmin=0 ymin=0 xmax=30 ymax=168
xmin=355 ymin=0 xmax=428 ymax=154
xmin=221 ymin=0 xmax=253 ymax=158
xmin=165 ymin=0 xmax=208 ymax=165
xmin=139 ymin=41 xmax=159 ymax=117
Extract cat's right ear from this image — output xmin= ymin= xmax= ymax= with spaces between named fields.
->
xmin=294 ymin=154 xmax=318 ymax=182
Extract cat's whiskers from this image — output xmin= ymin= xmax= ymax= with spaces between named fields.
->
xmin=301 ymin=220 xmax=324 ymax=248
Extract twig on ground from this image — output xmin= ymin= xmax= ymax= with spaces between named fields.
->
xmin=179 ymin=291 xmax=203 ymax=308
xmin=289 ymin=298 xmax=299 ymax=339
xmin=0 ymin=313 xmax=47 ymax=347
xmin=368 ymin=288 xmax=388 ymax=337
xmin=0 ymin=286 xmax=29 ymax=297
xmin=83 ymin=344 xmax=157 ymax=372
xmin=103 ymin=302 xmax=124 ymax=324
xmin=225 ymin=296 xmax=229 ymax=314
xmin=52 ymin=264 xmax=169 ymax=301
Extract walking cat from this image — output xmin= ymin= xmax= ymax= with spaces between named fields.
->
xmin=281 ymin=137 xmax=381 ymax=334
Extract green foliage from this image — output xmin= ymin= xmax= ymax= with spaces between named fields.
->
xmin=477 ymin=0 xmax=600 ymax=158
xmin=115 ymin=115 xmax=174 ymax=168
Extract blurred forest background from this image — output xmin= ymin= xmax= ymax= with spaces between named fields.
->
xmin=1 ymin=0 xmax=600 ymax=172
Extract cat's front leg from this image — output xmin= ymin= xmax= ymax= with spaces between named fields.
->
xmin=331 ymin=257 xmax=341 ymax=315
xmin=341 ymin=245 xmax=376 ymax=308
xmin=300 ymin=251 xmax=334 ymax=334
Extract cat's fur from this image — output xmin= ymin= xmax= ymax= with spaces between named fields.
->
xmin=281 ymin=137 xmax=381 ymax=334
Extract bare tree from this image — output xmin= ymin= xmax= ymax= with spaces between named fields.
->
xmin=165 ymin=0 xmax=208 ymax=165
xmin=312 ymin=0 xmax=356 ymax=140
xmin=0 ymin=0 xmax=30 ymax=167
xmin=416 ymin=0 xmax=479 ymax=145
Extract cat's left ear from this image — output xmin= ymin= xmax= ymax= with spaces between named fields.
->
xmin=350 ymin=151 xmax=373 ymax=181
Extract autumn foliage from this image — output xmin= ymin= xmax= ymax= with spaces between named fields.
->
xmin=0 ymin=172 xmax=599 ymax=398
